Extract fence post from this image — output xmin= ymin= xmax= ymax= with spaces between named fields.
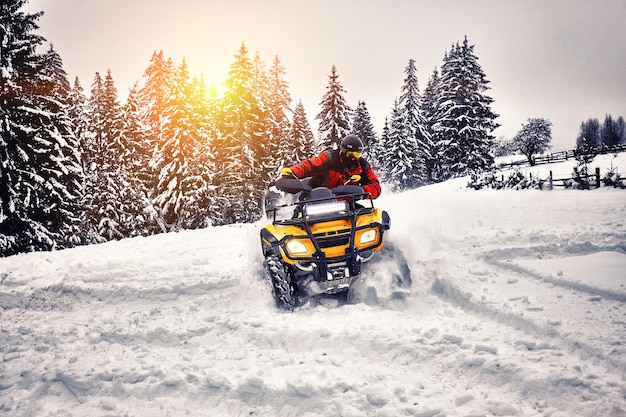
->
xmin=595 ymin=167 xmax=601 ymax=188
xmin=549 ymin=170 xmax=553 ymax=190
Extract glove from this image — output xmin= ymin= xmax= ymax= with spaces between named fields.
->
xmin=349 ymin=174 xmax=361 ymax=184
xmin=281 ymin=167 xmax=294 ymax=177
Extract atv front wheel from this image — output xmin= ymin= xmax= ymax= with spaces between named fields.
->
xmin=264 ymin=254 xmax=297 ymax=310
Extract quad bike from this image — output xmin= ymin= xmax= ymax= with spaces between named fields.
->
xmin=260 ymin=176 xmax=411 ymax=310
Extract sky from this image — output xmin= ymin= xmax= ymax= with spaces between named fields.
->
xmin=23 ymin=0 xmax=626 ymax=151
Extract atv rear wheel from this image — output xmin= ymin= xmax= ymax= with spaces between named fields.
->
xmin=264 ymin=254 xmax=297 ymax=310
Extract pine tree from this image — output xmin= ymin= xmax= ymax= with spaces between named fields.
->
xmin=285 ymin=100 xmax=315 ymax=166
xmin=1 ymin=0 xmax=84 ymax=255
xmin=83 ymin=70 xmax=127 ymax=242
xmin=374 ymin=117 xmax=391 ymax=177
xmin=40 ymin=46 xmax=84 ymax=249
xmin=617 ymin=116 xmax=626 ymax=146
xmin=397 ymin=59 xmax=430 ymax=186
xmin=138 ymin=50 xmax=172 ymax=128
xmin=421 ymin=68 xmax=441 ymax=182
xmin=351 ymin=100 xmax=378 ymax=159
xmin=151 ymin=59 xmax=216 ymax=230
xmin=600 ymin=114 xmax=623 ymax=148
xmin=431 ymin=37 xmax=499 ymax=180
xmin=263 ymin=56 xmax=292 ymax=178
xmin=117 ymin=85 xmax=163 ymax=235
xmin=316 ymin=65 xmax=351 ymax=152
xmin=137 ymin=50 xmax=175 ymax=197
xmin=380 ymin=99 xmax=418 ymax=191
xmin=577 ymin=118 xmax=601 ymax=149
xmin=219 ymin=43 xmax=265 ymax=223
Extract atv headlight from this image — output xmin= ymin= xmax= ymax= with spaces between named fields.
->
xmin=304 ymin=201 xmax=347 ymax=217
xmin=285 ymin=239 xmax=308 ymax=255
xmin=359 ymin=229 xmax=377 ymax=244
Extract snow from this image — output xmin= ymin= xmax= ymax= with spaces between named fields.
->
xmin=1 ymin=154 xmax=626 ymax=417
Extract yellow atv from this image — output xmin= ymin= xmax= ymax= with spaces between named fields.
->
xmin=260 ymin=177 xmax=410 ymax=309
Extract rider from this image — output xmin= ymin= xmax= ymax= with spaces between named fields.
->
xmin=281 ymin=134 xmax=381 ymax=199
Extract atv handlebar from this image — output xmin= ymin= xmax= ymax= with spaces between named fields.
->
xmin=275 ymin=177 xmax=366 ymax=199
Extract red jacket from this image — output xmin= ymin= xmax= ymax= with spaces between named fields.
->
xmin=290 ymin=150 xmax=382 ymax=199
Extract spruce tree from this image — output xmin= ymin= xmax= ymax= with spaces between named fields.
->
xmin=421 ymin=68 xmax=441 ymax=182
xmin=264 ymin=56 xmax=293 ymax=178
xmin=351 ymin=100 xmax=378 ymax=159
xmin=117 ymin=85 xmax=163 ymax=235
xmin=381 ymin=99 xmax=417 ymax=191
xmin=83 ymin=70 xmax=127 ymax=242
xmin=151 ymin=59 xmax=215 ymax=230
xmin=219 ymin=43 xmax=265 ymax=223
xmin=316 ymin=65 xmax=351 ymax=152
xmin=1 ymin=0 xmax=84 ymax=255
xmin=431 ymin=37 xmax=499 ymax=180
xmin=577 ymin=118 xmax=601 ymax=149
xmin=374 ymin=117 xmax=391 ymax=178
xmin=285 ymin=100 xmax=315 ymax=166
xmin=617 ymin=117 xmax=626 ymax=146
xmin=600 ymin=114 xmax=623 ymax=148
xmin=397 ymin=59 xmax=430 ymax=186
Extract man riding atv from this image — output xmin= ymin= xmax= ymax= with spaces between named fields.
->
xmin=281 ymin=135 xmax=381 ymax=199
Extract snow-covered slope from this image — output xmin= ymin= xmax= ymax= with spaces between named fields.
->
xmin=1 ymin=154 xmax=626 ymax=417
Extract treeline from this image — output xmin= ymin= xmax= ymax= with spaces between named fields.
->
xmin=577 ymin=115 xmax=626 ymax=151
xmin=1 ymin=0 xmax=499 ymax=256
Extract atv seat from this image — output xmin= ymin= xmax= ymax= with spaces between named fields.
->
xmin=309 ymin=187 xmax=334 ymax=201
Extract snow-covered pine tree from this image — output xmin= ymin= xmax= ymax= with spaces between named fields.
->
xmin=398 ymin=59 xmax=432 ymax=186
xmin=421 ymin=68 xmax=440 ymax=182
xmin=219 ymin=44 xmax=265 ymax=223
xmin=285 ymin=100 xmax=315 ymax=166
xmin=431 ymin=37 xmax=499 ymax=180
xmin=263 ymin=56 xmax=293 ymax=179
xmin=137 ymin=50 xmax=175 ymax=187
xmin=577 ymin=118 xmax=601 ymax=150
xmin=151 ymin=59 xmax=216 ymax=230
xmin=351 ymin=100 xmax=378 ymax=159
xmin=618 ymin=117 xmax=626 ymax=146
xmin=83 ymin=70 xmax=127 ymax=242
xmin=374 ymin=117 xmax=391 ymax=179
xmin=600 ymin=114 xmax=624 ymax=148
xmin=381 ymin=99 xmax=417 ymax=191
xmin=66 ymin=77 xmax=91 ymax=244
xmin=138 ymin=51 xmax=172 ymax=129
xmin=0 ymin=0 xmax=83 ymax=255
xmin=116 ymin=85 xmax=163 ymax=236
xmin=315 ymin=65 xmax=351 ymax=152
xmin=40 ymin=46 xmax=84 ymax=249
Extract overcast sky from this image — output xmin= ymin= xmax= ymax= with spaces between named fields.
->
xmin=24 ymin=0 xmax=626 ymax=151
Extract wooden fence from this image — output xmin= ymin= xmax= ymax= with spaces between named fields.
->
xmin=544 ymin=167 xmax=602 ymax=190
xmin=497 ymin=144 xmax=626 ymax=170
xmin=475 ymin=165 xmax=625 ymax=190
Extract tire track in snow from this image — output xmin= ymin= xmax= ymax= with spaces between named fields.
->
xmin=429 ymin=243 xmax=626 ymax=372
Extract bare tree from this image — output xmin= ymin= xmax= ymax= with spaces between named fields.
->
xmin=512 ymin=118 xmax=553 ymax=166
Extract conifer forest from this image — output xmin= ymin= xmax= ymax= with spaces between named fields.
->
xmin=7 ymin=0 xmax=611 ymax=257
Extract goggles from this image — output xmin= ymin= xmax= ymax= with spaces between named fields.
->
xmin=345 ymin=150 xmax=362 ymax=159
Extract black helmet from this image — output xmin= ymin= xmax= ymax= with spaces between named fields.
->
xmin=340 ymin=135 xmax=364 ymax=157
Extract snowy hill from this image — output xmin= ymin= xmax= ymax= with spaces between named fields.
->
xmin=1 ymin=154 xmax=626 ymax=417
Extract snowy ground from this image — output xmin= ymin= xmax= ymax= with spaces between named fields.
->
xmin=1 ymin=154 xmax=626 ymax=417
